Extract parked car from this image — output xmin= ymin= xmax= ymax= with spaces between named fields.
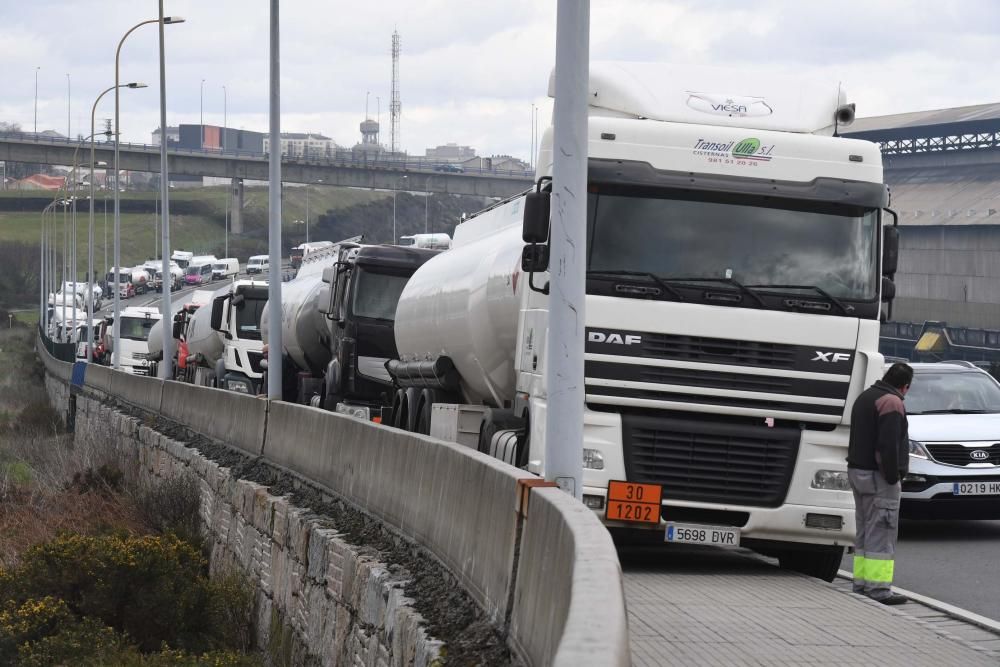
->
xmin=901 ymin=362 xmax=1000 ymax=519
xmin=433 ymin=163 xmax=464 ymax=173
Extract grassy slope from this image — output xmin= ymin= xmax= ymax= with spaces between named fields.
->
xmin=0 ymin=186 xmax=391 ymax=272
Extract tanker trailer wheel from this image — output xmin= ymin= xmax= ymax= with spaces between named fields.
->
xmin=414 ymin=389 xmax=438 ymax=436
xmin=478 ymin=409 xmax=527 ymax=466
xmin=389 ymin=389 xmax=406 ymax=430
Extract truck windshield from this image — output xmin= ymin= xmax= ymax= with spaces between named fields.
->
xmin=119 ymin=316 xmax=156 ymax=341
xmin=351 ymin=268 xmax=410 ymax=321
xmin=234 ymin=297 xmax=266 ymax=340
xmin=184 ymin=266 xmax=202 ymax=276
xmin=586 ymin=190 xmax=879 ymax=303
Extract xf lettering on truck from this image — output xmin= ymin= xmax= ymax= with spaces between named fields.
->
xmin=812 ymin=351 xmax=851 ymax=363
xmin=588 ymin=331 xmax=642 ymax=346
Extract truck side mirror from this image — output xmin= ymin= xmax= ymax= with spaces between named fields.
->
xmin=882 ymin=213 xmax=899 ymax=276
xmin=210 ymin=295 xmax=227 ymax=332
xmin=522 ymin=191 xmax=551 ymax=243
xmin=172 ymin=320 xmax=184 ymax=339
xmin=881 ymin=276 xmax=896 ymax=303
xmin=521 ymin=244 xmax=549 ymax=272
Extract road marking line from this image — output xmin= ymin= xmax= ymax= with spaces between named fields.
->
xmin=836 ymin=569 xmax=1000 ymax=635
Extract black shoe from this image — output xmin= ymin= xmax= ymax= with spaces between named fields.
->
xmin=871 ymin=593 xmax=908 ymax=606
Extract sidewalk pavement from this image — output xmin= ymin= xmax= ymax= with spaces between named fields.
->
xmin=621 ymin=546 xmax=999 ymax=666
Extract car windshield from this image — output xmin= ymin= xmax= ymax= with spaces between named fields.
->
xmin=906 ymin=371 xmax=1000 ymax=414
xmin=586 ymin=189 xmax=879 ymax=302
xmin=119 ymin=316 xmax=157 ymax=341
xmin=351 ymin=268 xmax=410 ymax=321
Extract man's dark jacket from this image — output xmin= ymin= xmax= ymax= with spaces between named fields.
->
xmin=848 ymin=380 xmax=909 ymax=484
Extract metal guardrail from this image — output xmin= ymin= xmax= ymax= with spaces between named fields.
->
xmin=0 ymin=130 xmax=535 ymax=179
xmin=881 ymin=320 xmax=1000 ymax=364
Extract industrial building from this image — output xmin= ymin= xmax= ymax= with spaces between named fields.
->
xmin=844 ymin=104 xmax=1000 ymax=330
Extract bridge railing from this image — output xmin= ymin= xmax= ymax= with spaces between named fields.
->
xmin=36 ymin=342 xmax=630 ymax=667
xmin=0 ymin=130 xmax=535 ymax=178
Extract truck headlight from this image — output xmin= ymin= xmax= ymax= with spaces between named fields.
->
xmin=335 ymin=403 xmax=370 ymax=421
xmin=226 ymin=379 xmax=251 ymax=393
xmin=908 ymin=439 xmax=930 ymax=460
xmin=811 ymin=470 xmax=851 ymax=491
xmin=583 ymin=448 xmax=605 ymax=470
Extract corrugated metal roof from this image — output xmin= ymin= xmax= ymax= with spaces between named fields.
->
xmin=888 ymin=165 xmax=1000 ymax=226
xmin=848 ymin=103 xmax=1000 ymax=133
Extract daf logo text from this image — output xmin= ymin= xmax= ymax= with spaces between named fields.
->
xmin=812 ymin=351 xmax=851 ymax=363
xmin=589 ymin=331 xmax=642 ymax=346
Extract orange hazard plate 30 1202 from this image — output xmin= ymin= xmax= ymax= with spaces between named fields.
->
xmin=605 ymin=480 xmax=662 ymax=525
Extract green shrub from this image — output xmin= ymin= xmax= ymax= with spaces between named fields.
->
xmin=9 ymin=533 xmax=213 ymax=652
xmin=15 ymin=616 xmax=128 ymax=666
xmin=0 ymin=596 xmax=73 ymax=663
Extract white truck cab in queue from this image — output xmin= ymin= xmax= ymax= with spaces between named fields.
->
xmin=387 ymin=63 xmax=899 ymax=582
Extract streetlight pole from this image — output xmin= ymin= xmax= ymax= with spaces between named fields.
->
xmin=266 ymin=0 xmax=283 ymax=399
xmin=34 ymin=67 xmax=40 ymax=134
xmin=392 ymin=174 xmax=407 ymax=243
xmin=157 ymin=0 xmax=177 ymax=380
xmin=424 ymin=190 xmax=428 ymax=234
xmin=66 ymin=74 xmax=71 ymax=139
xmin=305 ymin=184 xmax=309 ymax=243
xmin=545 ymin=0 xmax=590 ymax=498
xmin=222 ymin=84 xmax=227 ymax=152
xmin=113 ymin=15 xmax=183 ymax=370
xmin=200 ymin=78 xmax=205 ymax=145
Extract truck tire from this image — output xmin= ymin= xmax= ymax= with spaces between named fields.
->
xmin=414 ymin=389 xmax=438 ymax=435
xmin=777 ymin=545 xmax=844 ymax=582
xmin=478 ymin=409 xmax=526 ymax=464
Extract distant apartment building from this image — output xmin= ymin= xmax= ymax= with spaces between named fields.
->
xmin=425 ymin=143 xmax=476 ymax=162
xmin=460 ymin=154 xmax=530 ymax=172
xmin=263 ymin=132 xmax=338 ymax=158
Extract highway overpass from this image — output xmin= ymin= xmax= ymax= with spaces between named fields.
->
xmin=0 ymin=132 xmax=534 ymax=198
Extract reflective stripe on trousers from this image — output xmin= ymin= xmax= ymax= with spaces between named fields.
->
xmin=849 ymin=468 xmax=901 ymax=599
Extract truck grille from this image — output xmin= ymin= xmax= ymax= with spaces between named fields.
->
xmin=638 ymin=332 xmax=797 ymax=368
xmin=926 ymin=443 xmax=1000 ymax=467
xmin=622 ymin=413 xmax=799 ymax=507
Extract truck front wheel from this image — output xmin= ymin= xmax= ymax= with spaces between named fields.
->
xmin=776 ymin=545 xmax=844 ymax=582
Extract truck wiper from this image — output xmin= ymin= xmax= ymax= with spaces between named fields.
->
xmin=747 ymin=284 xmax=854 ymax=315
xmin=661 ymin=276 xmax=765 ymax=308
xmin=587 ymin=270 xmax=684 ymax=302
xmin=910 ymin=408 xmax=989 ymax=415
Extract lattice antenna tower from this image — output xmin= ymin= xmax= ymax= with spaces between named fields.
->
xmin=390 ymin=29 xmax=401 ymax=155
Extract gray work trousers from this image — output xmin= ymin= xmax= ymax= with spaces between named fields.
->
xmin=849 ymin=468 xmax=901 ymax=599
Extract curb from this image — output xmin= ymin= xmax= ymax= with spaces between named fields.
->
xmin=836 ymin=569 xmax=1000 ymax=636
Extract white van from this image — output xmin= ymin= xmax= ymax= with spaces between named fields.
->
xmin=212 ymin=258 xmax=240 ymax=280
xmin=247 ymin=255 xmax=269 ymax=274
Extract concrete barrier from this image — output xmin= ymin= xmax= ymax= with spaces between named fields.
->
xmin=262 ymin=401 xmax=533 ymax=625
xmin=160 ymin=380 xmax=267 ymax=456
xmin=511 ymin=486 xmax=630 ymax=666
xmin=83 ymin=364 xmax=113 ymax=394
xmin=108 ymin=371 xmax=164 ymax=414
xmin=36 ymin=338 xmax=72 ymax=382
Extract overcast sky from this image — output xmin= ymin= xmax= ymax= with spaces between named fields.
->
xmin=2 ymin=0 xmax=998 ymax=160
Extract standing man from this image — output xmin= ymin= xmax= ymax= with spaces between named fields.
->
xmin=847 ymin=362 xmax=913 ymax=605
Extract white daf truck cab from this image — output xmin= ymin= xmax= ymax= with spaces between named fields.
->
xmin=387 ymin=63 xmax=900 ymax=581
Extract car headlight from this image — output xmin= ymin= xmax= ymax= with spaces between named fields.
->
xmin=908 ymin=439 xmax=930 ymax=459
xmin=811 ymin=470 xmax=851 ymax=491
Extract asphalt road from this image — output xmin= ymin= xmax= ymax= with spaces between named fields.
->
xmin=842 ymin=518 xmax=1000 ymax=621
